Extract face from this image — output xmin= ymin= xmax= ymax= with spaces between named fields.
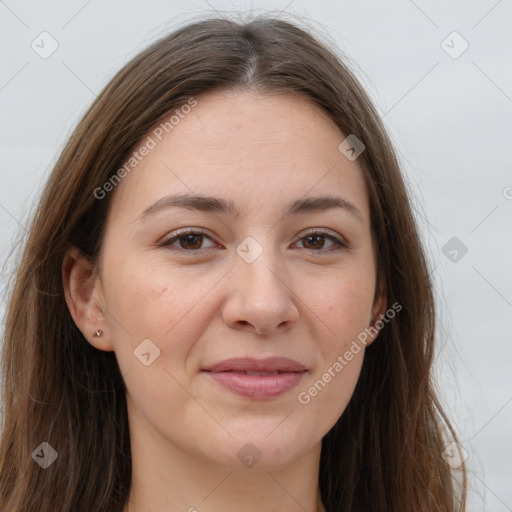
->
xmin=69 ymin=90 xmax=385 ymax=469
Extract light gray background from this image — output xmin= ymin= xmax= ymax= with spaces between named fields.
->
xmin=1 ymin=1 xmax=511 ymax=510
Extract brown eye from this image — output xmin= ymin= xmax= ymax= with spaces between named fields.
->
xmin=160 ymin=230 xmax=216 ymax=252
xmin=178 ymin=233 xmax=204 ymax=250
xmin=296 ymin=230 xmax=347 ymax=253
xmin=301 ymin=234 xmax=327 ymax=250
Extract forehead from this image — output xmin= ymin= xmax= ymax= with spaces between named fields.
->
xmin=107 ymin=90 xmax=370 ymax=223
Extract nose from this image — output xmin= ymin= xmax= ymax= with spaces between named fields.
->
xmin=221 ymin=249 xmax=299 ymax=335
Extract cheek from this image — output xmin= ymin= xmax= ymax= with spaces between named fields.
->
xmin=101 ymin=261 xmax=216 ymax=431
xmin=101 ymin=255 xmax=226 ymax=370
xmin=294 ymin=270 xmax=373 ymax=418
xmin=305 ymin=270 xmax=375 ymax=347
xmin=295 ymin=275 xmax=371 ymax=427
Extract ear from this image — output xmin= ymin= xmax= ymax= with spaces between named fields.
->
xmin=62 ymin=246 xmax=113 ymax=351
xmin=365 ymin=279 xmax=387 ymax=346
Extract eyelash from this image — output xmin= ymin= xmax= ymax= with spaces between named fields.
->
xmin=159 ymin=227 xmax=348 ymax=255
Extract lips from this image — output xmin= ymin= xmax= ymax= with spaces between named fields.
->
xmin=203 ymin=357 xmax=307 ymax=373
xmin=202 ymin=357 xmax=307 ymax=399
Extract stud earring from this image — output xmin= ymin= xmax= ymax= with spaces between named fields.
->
xmin=93 ymin=329 xmax=103 ymax=338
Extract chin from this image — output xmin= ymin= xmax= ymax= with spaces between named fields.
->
xmin=200 ymin=426 xmax=315 ymax=470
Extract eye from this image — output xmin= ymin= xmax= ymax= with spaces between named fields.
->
xmin=159 ymin=229 xmax=216 ymax=253
xmin=294 ymin=229 xmax=347 ymax=253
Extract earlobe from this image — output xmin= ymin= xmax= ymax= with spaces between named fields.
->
xmin=62 ymin=247 xmax=113 ymax=351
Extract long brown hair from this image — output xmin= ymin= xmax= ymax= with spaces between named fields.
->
xmin=0 ymin=14 xmax=466 ymax=511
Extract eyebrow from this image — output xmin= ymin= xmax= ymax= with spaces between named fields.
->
xmin=137 ymin=193 xmax=363 ymax=222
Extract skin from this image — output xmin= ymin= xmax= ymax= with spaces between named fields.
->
xmin=63 ymin=90 xmax=386 ymax=512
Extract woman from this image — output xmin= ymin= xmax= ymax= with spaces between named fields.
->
xmin=0 ymin=15 xmax=467 ymax=511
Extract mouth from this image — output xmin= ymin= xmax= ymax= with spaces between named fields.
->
xmin=219 ymin=370 xmax=285 ymax=375
xmin=202 ymin=357 xmax=307 ymax=399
